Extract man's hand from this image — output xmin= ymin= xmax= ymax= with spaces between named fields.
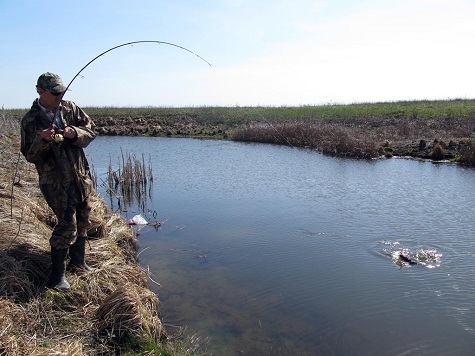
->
xmin=37 ymin=126 xmax=55 ymax=142
xmin=62 ymin=126 xmax=77 ymax=139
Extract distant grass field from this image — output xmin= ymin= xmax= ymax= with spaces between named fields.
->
xmin=75 ymin=99 xmax=475 ymax=124
xmin=6 ymin=99 xmax=475 ymax=163
xmin=8 ymin=99 xmax=475 ymax=124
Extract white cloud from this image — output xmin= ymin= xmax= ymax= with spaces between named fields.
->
xmin=197 ymin=0 xmax=475 ymax=106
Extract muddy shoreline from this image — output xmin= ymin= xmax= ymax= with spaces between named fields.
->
xmin=93 ymin=115 xmax=232 ymax=139
xmin=92 ymin=115 xmax=471 ymax=162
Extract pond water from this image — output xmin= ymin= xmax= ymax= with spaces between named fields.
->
xmin=87 ymin=136 xmax=475 ymax=355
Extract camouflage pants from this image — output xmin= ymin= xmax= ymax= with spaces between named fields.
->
xmin=50 ymin=198 xmax=91 ymax=250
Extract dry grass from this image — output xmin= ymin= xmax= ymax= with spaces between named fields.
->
xmin=232 ymin=115 xmax=475 ymax=162
xmin=95 ymin=282 xmax=166 ymax=345
xmin=232 ymin=120 xmax=380 ymax=158
xmin=0 ymin=112 xmax=168 ymax=354
xmin=459 ymin=140 xmax=475 ymax=165
xmin=106 ymin=150 xmax=154 ymax=213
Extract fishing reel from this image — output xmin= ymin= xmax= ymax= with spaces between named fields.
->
xmin=51 ymin=125 xmax=64 ymax=144
xmin=53 ymin=133 xmax=64 ymax=143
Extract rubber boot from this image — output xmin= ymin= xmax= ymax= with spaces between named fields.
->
xmin=48 ymin=248 xmax=70 ymax=291
xmin=68 ymin=236 xmax=93 ymax=272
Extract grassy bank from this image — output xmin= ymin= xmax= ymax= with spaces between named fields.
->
xmin=91 ymin=100 xmax=475 ymax=163
xmin=10 ymin=99 xmax=474 ymax=163
xmin=0 ymin=113 xmax=206 ymax=355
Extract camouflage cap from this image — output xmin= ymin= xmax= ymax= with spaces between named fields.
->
xmin=37 ymin=72 xmax=66 ymax=94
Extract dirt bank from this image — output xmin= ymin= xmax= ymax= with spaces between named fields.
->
xmin=93 ymin=115 xmax=231 ymax=139
xmin=91 ymin=114 xmax=475 ymax=163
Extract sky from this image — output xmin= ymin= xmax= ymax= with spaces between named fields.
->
xmin=1 ymin=0 xmax=475 ymax=108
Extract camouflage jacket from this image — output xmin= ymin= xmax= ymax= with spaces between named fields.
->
xmin=21 ymin=99 xmax=96 ymax=207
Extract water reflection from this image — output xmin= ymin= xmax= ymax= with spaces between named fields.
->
xmin=87 ymin=137 xmax=475 ymax=355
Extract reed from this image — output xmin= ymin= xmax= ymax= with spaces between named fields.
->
xmin=104 ymin=150 xmax=154 ymax=212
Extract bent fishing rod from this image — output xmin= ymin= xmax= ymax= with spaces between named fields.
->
xmin=51 ymin=40 xmax=211 ymax=142
xmin=62 ymin=40 xmax=211 ymax=94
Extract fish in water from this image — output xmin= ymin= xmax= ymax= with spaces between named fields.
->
xmin=399 ymin=253 xmax=417 ymax=265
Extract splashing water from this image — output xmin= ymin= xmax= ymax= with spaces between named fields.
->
xmin=382 ymin=241 xmax=442 ymax=268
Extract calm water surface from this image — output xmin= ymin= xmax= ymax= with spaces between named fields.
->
xmin=87 ymin=136 xmax=475 ymax=355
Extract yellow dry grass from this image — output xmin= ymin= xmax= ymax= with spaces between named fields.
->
xmin=0 ymin=116 xmax=166 ymax=354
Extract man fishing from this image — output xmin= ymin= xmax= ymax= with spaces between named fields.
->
xmin=21 ymin=72 xmax=96 ymax=291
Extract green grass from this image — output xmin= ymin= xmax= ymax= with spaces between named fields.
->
xmin=84 ymin=99 xmax=475 ymax=124
xmin=9 ymin=98 xmax=475 ymax=123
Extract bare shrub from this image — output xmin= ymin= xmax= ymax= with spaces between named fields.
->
xmin=432 ymin=143 xmax=446 ymax=160
xmin=232 ymin=121 xmax=379 ymax=158
xmin=460 ymin=140 xmax=475 ymax=165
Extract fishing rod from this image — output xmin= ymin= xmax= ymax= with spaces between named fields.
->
xmin=51 ymin=40 xmax=211 ymax=143
xmin=63 ymin=40 xmax=211 ymax=94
